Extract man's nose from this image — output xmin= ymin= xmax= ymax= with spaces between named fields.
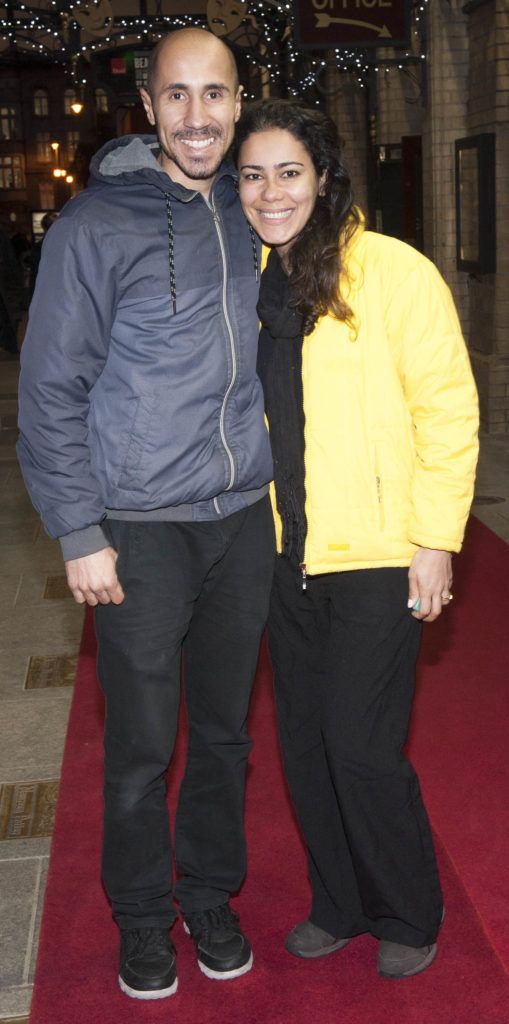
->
xmin=183 ymin=96 xmax=209 ymax=129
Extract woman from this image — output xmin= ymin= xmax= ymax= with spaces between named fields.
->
xmin=235 ymin=100 xmax=479 ymax=978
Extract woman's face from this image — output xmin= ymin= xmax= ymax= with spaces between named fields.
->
xmin=238 ymin=128 xmax=325 ymax=258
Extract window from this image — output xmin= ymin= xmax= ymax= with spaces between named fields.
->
xmin=66 ymin=131 xmax=80 ymax=162
xmin=33 ymin=89 xmax=49 ymax=117
xmin=0 ymin=106 xmax=19 ymax=141
xmin=0 ymin=155 xmax=25 ymax=190
xmin=64 ymin=89 xmax=77 ymax=116
xmin=39 ymin=182 xmax=55 ymax=209
xmin=95 ymin=88 xmax=109 ymax=114
xmin=36 ymin=132 xmax=52 ymax=163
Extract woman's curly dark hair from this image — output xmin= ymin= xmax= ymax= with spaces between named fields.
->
xmin=234 ymin=98 xmax=361 ymax=334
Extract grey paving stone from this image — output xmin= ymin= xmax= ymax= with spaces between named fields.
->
xmin=14 ymin=570 xmax=68 ymax=608
xmin=0 ymin=836 xmax=51 ymax=859
xmin=0 ymin=858 xmax=42 ymax=986
xmin=0 ymin=474 xmax=27 ymax=499
xmin=0 ymin=602 xmax=85 ymax=655
xmin=28 ymin=858 xmax=48 ymax=984
xmin=0 ymin=447 xmax=21 ymax=464
xmin=0 ymin=522 xmax=40 ymax=547
xmin=0 ymin=694 xmax=72 ymax=776
xmin=0 ymin=541 xmax=65 ymax=574
xmin=0 ymin=398 xmax=18 ymax=415
xmin=0 ymin=987 xmax=32 ymax=1018
xmin=0 ymin=492 xmax=38 ymax=523
xmin=0 ymin=429 xmax=19 ymax=447
xmin=0 ymin=649 xmax=30 ymax=698
xmin=0 ymin=574 xmax=22 ymax=609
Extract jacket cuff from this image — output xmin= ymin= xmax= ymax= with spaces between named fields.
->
xmin=59 ymin=524 xmax=109 ymax=562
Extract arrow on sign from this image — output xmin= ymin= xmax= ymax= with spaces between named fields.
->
xmin=314 ymin=14 xmax=392 ymax=36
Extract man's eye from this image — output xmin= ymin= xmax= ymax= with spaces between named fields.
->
xmin=169 ymin=91 xmax=185 ymax=101
xmin=207 ymin=90 xmax=223 ymax=100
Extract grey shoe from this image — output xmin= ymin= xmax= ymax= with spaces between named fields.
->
xmin=285 ymin=920 xmax=351 ymax=959
xmin=377 ymin=939 xmax=437 ymax=978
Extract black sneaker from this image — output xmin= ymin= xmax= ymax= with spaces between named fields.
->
xmin=119 ymin=928 xmax=178 ymax=1000
xmin=183 ymin=904 xmax=253 ymax=980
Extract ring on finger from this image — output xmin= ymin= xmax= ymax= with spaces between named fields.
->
xmin=441 ymin=593 xmax=453 ymax=602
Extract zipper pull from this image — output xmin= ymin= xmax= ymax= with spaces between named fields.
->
xmin=299 ymin=562 xmax=307 ymax=591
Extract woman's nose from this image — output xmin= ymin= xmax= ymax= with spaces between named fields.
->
xmin=261 ymin=177 xmax=283 ymax=201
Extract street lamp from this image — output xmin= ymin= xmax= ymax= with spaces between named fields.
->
xmin=50 ymin=141 xmax=66 ymax=179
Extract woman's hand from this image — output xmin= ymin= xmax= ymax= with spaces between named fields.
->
xmin=407 ymin=548 xmax=453 ymax=622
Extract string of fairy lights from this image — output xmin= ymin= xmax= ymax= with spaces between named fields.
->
xmin=0 ymin=0 xmax=429 ymax=102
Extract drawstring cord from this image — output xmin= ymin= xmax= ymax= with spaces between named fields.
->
xmin=164 ymin=192 xmax=177 ymax=315
xmin=248 ymin=222 xmax=259 ymax=282
xmin=164 ymin=190 xmax=260 ymax=315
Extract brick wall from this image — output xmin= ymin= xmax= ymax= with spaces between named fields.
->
xmin=422 ymin=0 xmax=469 ymax=317
xmin=466 ymin=0 xmax=509 ymax=433
xmin=375 ymin=42 xmax=423 ymax=145
xmin=326 ymin=71 xmax=368 ymax=216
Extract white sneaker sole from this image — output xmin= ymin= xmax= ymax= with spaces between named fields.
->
xmin=198 ymin=951 xmax=254 ymax=981
xmin=183 ymin=921 xmax=254 ymax=980
xmin=118 ymin=975 xmax=178 ymax=999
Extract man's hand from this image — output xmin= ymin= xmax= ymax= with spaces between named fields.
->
xmin=408 ymin=548 xmax=453 ymax=622
xmin=65 ymin=547 xmax=125 ymax=606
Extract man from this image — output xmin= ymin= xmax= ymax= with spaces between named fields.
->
xmin=18 ymin=28 xmax=274 ymax=1001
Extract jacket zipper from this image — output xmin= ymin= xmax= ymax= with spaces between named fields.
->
xmin=209 ymin=196 xmax=236 ymax=512
xmin=374 ymin=444 xmax=386 ymax=530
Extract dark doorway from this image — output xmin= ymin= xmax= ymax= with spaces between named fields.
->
xmin=373 ymin=136 xmax=423 ymax=251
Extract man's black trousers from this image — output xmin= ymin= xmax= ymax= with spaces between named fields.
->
xmin=268 ymin=556 xmax=443 ymax=949
xmin=94 ymin=497 xmax=275 ymax=930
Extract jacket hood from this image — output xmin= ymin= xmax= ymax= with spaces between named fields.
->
xmin=88 ymin=133 xmax=237 ymax=199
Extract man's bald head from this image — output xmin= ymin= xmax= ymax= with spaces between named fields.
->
xmin=146 ymin=28 xmax=239 ymax=100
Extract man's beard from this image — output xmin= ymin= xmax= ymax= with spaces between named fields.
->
xmin=158 ymin=128 xmax=225 ymax=182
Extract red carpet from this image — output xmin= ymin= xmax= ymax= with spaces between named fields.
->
xmin=29 ymin=516 xmax=509 ymax=1024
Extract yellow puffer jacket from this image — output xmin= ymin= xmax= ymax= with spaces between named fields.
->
xmin=265 ymin=225 xmax=479 ymax=574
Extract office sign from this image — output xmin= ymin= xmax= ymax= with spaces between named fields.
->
xmin=295 ymin=0 xmax=411 ymax=48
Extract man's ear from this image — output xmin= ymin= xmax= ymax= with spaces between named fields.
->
xmin=140 ymin=87 xmax=155 ymax=126
xmin=234 ymin=84 xmax=243 ymax=124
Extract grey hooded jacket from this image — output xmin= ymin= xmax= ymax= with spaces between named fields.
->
xmin=17 ymin=135 xmax=273 ymax=559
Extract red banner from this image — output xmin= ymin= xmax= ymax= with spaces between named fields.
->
xmin=295 ymin=0 xmax=410 ymax=49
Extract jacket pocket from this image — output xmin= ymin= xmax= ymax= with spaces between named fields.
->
xmin=117 ymin=392 xmax=159 ymax=491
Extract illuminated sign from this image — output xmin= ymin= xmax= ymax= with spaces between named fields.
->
xmin=295 ymin=0 xmax=410 ymax=48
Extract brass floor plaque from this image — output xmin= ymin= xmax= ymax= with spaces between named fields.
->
xmin=43 ymin=575 xmax=72 ymax=600
xmin=0 ymin=780 xmax=59 ymax=840
xmin=25 ymin=654 xmax=78 ymax=689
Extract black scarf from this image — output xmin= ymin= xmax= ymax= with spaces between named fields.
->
xmin=256 ymin=249 xmax=307 ymax=562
